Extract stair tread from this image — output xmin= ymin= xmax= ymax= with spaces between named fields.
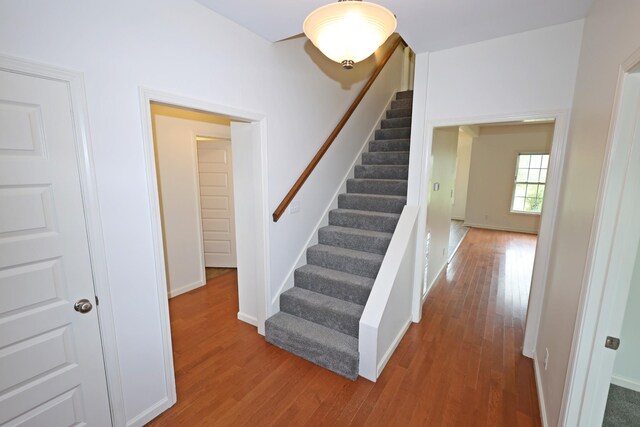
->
xmin=309 ymin=244 xmax=384 ymax=262
xmin=348 ymin=178 xmax=407 ymax=184
xmin=330 ymin=208 xmax=401 ymax=220
xmin=265 ymin=312 xmax=359 ymax=379
xmin=283 ymin=287 xmax=364 ymax=319
xmin=342 ymin=193 xmax=407 ymax=201
xmin=364 ymin=150 xmax=410 ymax=154
xmin=296 ymin=264 xmax=375 ymax=289
xmin=320 ymin=225 xmax=393 ymax=240
xmin=396 ymin=90 xmax=413 ymax=99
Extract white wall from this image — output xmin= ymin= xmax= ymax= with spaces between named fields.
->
xmin=153 ymin=111 xmax=230 ymax=298
xmin=613 ymin=244 xmax=640 ymax=391
xmin=0 ymin=0 xmax=404 ymax=423
xmin=451 ymin=130 xmax=473 ymax=220
xmin=424 ymin=20 xmax=584 ymax=121
xmin=408 ymin=19 xmax=584 ymax=323
xmin=465 ymin=123 xmax=554 ymax=234
xmin=534 ymin=2 xmax=640 ymax=424
xmin=425 ymin=127 xmax=458 ymax=290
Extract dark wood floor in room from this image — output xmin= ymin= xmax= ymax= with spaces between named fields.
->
xmin=147 ymin=228 xmax=541 ymax=426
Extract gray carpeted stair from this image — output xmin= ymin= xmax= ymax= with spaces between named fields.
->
xmin=354 ymin=164 xmax=409 ymax=180
xmin=265 ymin=90 xmax=412 ymax=380
xmin=346 ymin=179 xmax=407 ymax=196
xmin=338 ymin=193 xmax=406 ymax=214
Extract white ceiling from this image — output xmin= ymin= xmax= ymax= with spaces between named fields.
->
xmin=195 ymin=0 xmax=593 ymax=53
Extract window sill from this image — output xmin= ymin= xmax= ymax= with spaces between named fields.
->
xmin=509 ymin=210 xmax=542 ymax=216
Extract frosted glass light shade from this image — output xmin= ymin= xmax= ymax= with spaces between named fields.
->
xmin=303 ymin=1 xmax=397 ymax=68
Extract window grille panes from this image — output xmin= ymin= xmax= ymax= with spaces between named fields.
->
xmin=511 ymin=153 xmax=549 ymax=214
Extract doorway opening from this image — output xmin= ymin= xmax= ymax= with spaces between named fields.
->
xmin=151 ymin=103 xmax=239 ymax=299
xmin=139 ymin=89 xmax=270 ymax=417
xmin=424 ymin=120 xmax=556 ymax=301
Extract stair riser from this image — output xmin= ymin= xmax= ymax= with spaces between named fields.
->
xmin=338 ymin=194 xmax=406 ymax=214
xmin=386 ymin=108 xmax=412 ymax=119
xmin=280 ymin=293 xmax=361 ymax=338
xmin=396 ymin=91 xmax=413 ymax=100
xmin=381 ymin=117 xmax=411 ymax=129
xmin=346 ymin=179 xmax=407 ymax=196
xmin=307 ymin=247 xmax=382 ymax=279
xmin=375 ymin=128 xmax=411 ymax=140
xmin=391 ymin=99 xmax=413 ymax=109
xmin=369 ymin=139 xmax=410 ymax=152
xmin=362 ymin=152 xmax=410 ymax=165
xmin=294 ymin=269 xmax=372 ymax=305
xmin=328 ymin=210 xmax=399 ymax=233
xmin=318 ymin=227 xmax=391 ymax=255
xmin=265 ymin=320 xmax=358 ymax=380
xmin=355 ymin=165 xmax=409 ymax=180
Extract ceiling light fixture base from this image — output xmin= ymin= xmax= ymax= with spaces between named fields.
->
xmin=341 ymin=60 xmax=355 ymax=69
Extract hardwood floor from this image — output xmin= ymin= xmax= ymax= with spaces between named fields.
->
xmin=147 ymin=228 xmax=541 ymax=426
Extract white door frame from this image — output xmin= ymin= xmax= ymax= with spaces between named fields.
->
xmin=408 ymin=108 xmax=570 ymax=361
xmin=559 ymin=50 xmax=640 ymax=427
xmin=138 ymin=88 xmax=272 ymax=413
xmin=0 ymin=55 xmax=126 ymax=425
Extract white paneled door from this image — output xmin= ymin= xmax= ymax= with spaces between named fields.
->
xmin=198 ymin=140 xmax=237 ymax=267
xmin=0 ymin=70 xmax=111 ymax=425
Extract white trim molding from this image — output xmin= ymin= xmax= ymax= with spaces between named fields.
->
xmin=0 ymin=54 xmax=127 ymax=426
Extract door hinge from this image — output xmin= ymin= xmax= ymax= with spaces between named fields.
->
xmin=95 ymin=295 xmax=100 ymax=306
xmin=605 ymin=336 xmax=620 ymax=350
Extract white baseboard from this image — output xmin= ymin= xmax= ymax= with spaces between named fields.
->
xmin=463 ymin=222 xmax=539 ymax=235
xmin=167 ymin=280 xmax=205 ymax=298
xmin=237 ymin=312 xmax=258 ymax=327
xmin=127 ymin=397 xmax=173 ymax=427
xmin=377 ymin=317 xmax=412 ymax=375
xmin=611 ymin=375 xmax=640 ymax=392
xmin=533 ymin=356 xmax=549 ymax=427
xmin=424 ymin=261 xmax=447 ymax=299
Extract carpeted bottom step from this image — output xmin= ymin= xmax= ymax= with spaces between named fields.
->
xmin=265 ymin=312 xmax=359 ymax=380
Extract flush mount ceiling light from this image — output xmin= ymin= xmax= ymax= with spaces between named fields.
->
xmin=303 ymin=0 xmax=397 ymax=69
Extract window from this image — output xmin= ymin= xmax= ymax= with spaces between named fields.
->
xmin=511 ymin=153 xmax=549 ymax=214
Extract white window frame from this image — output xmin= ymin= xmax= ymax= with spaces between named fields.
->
xmin=510 ymin=152 xmax=550 ymax=215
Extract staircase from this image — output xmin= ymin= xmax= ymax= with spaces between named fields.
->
xmin=265 ymin=90 xmax=413 ymax=380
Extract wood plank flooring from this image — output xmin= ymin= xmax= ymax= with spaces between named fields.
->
xmin=147 ymin=228 xmax=541 ymax=426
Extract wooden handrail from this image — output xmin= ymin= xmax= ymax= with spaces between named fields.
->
xmin=272 ymin=35 xmax=406 ymax=222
